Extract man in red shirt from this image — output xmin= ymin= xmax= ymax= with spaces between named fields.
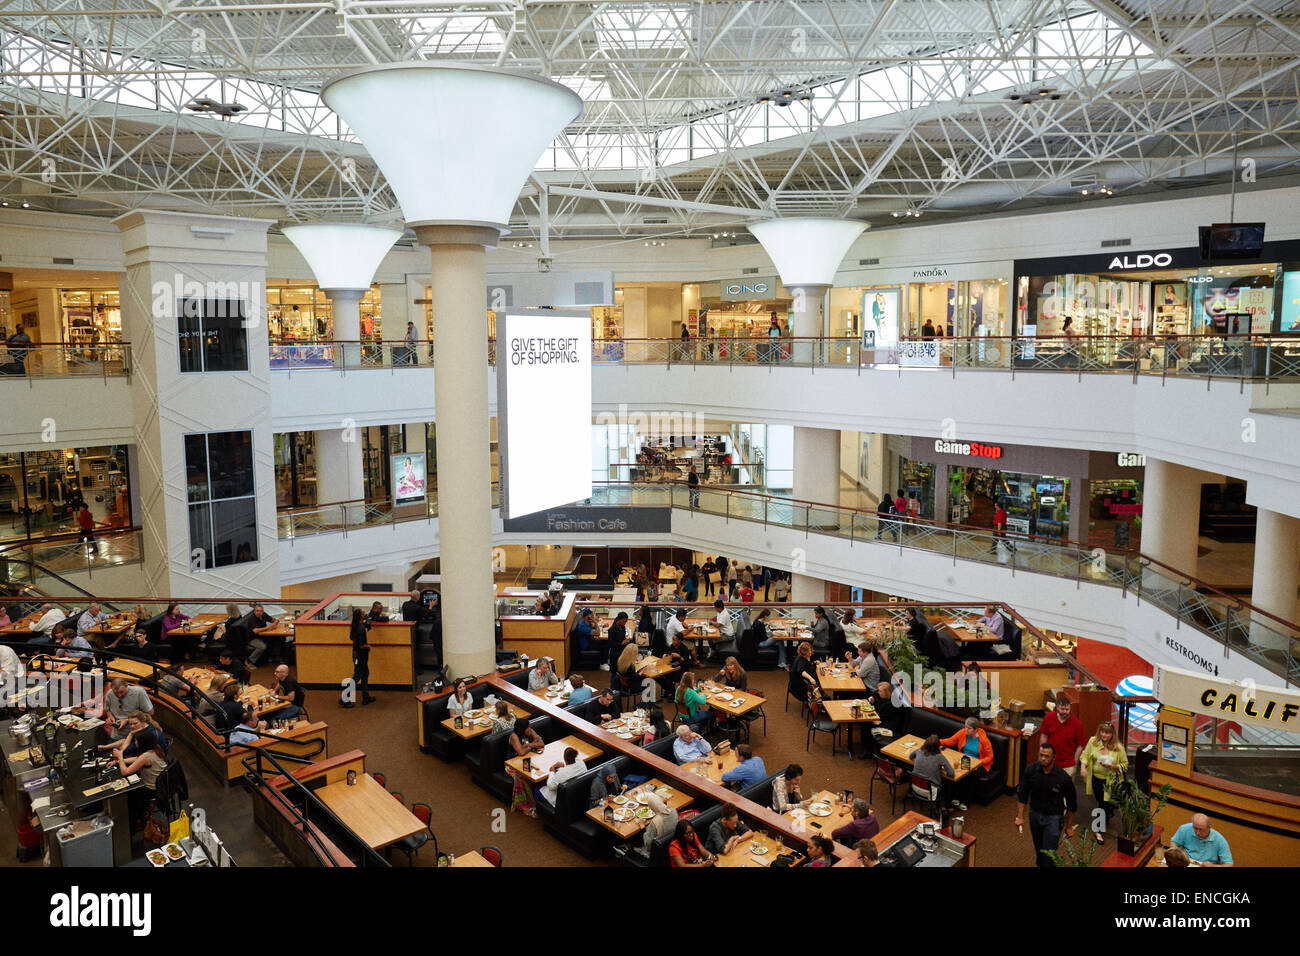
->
xmin=76 ymin=505 xmax=95 ymax=543
xmin=894 ymin=489 xmax=908 ymax=535
xmin=990 ymin=501 xmax=1009 ymax=553
xmin=1039 ymin=695 xmax=1087 ymax=777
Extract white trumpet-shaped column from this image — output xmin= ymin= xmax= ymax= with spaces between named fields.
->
xmin=748 ymin=218 xmax=867 ymax=366
xmin=282 ymin=223 xmax=403 ymax=368
xmin=322 ymin=64 xmax=582 ymax=679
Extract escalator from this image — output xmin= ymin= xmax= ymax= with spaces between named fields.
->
xmin=0 ymin=544 xmax=120 ymax=613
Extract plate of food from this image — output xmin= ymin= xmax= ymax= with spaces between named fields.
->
xmin=464 ymin=709 xmax=480 ymax=718
xmin=612 ymin=795 xmax=627 ymax=805
xmin=163 ymin=842 xmax=185 ymax=861
xmin=635 ymin=806 xmax=653 ymax=820
xmin=622 ymin=800 xmax=640 ymax=811
xmin=750 ymin=844 xmax=770 ymax=856
xmin=612 ymin=808 xmax=633 ymax=823
xmin=146 ymin=849 xmax=168 ymax=867
xmin=714 ymin=692 xmax=733 ymax=701
xmin=618 ymin=732 xmax=635 ymax=739
xmin=729 ymin=700 xmax=743 ymax=708
xmin=808 ymin=802 xmax=833 ymax=817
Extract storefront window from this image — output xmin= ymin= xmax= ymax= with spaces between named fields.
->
xmin=60 ymin=290 xmax=122 ymax=353
xmin=999 ymin=472 xmax=1069 ymax=539
xmin=266 ymin=285 xmax=383 ymax=343
xmin=898 ymin=458 xmax=936 ymax=519
xmin=1090 ymin=479 xmax=1142 ymax=548
xmin=274 ymin=433 xmax=318 ymax=509
xmin=0 ymin=446 xmax=131 ymax=544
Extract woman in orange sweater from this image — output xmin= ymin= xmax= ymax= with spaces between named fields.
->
xmin=941 ymin=717 xmax=994 ymax=809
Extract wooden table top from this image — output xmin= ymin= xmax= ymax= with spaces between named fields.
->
xmin=182 ymin=667 xmax=291 ymax=716
xmin=816 ymin=662 xmax=867 ymax=694
xmin=880 ymin=733 xmax=979 ymax=781
xmin=634 ymin=655 xmax=679 ymax=680
xmin=255 ymin=616 xmax=298 ymax=638
xmin=698 ymin=681 xmax=765 ymax=717
xmin=0 ymin=614 xmax=46 ymax=636
xmin=938 ymin=618 xmax=1001 ymax=643
xmin=586 ymin=778 xmax=694 ymax=839
xmin=505 ymin=734 xmax=604 ymax=783
xmin=529 ymin=678 xmax=585 ymax=703
xmin=106 ymin=657 xmax=156 ymax=681
xmin=165 ymin=613 xmax=227 ymax=637
xmin=84 ymin=617 xmax=135 ymax=638
xmin=678 ymin=747 xmax=740 ymax=785
xmin=315 ymin=773 xmax=426 ymax=850
xmin=450 ymin=850 xmax=495 ymax=868
xmin=783 ymin=790 xmax=854 ymax=834
xmin=821 ymin=698 xmax=881 ymax=724
xmin=765 ymin=622 xmax=813 ymax=643
xmin=441 ymin=702 xmax=529 ymax=739
xmin=715 ymin=831 xmax=800 ymax=868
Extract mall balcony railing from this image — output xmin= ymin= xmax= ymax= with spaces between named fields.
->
xmin=0 ymin=342 xmax=132 ymax=381
xmin=280 ymin=479 xmax=1299 ymax=687
xmin=0 ymin=528 xmax=145 ymax=594
xmin=265 ymin=333 xmax=1300 ymax=383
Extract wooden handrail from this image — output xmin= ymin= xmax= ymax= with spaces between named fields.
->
xmin=485 ymin=674 xmax=854 ymax=862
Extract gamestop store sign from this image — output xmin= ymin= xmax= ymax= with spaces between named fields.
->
xmin=932 ymin=439 xmax=1003 ymax=460
xmin=497 ymin=311 xmax=593 ymax=519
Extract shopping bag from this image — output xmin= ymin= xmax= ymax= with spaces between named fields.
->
xmin=169 ymin=808 xmax=190 ymax=843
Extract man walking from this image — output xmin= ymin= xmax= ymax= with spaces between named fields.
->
xmin=1015 ymin=742 xmax=1078 ymax=866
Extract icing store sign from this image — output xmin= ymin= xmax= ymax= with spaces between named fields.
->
xmin=933 ymin=439 xmax=1003 ymax=460
xmin=722 ymin=276 xmax=775 ymax=299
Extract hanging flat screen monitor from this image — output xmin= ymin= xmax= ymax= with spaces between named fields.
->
xmin=497 ymin=311 xmax=593 ymax=519
xmin=1198 ymin=222 xmax=1265 ymax=260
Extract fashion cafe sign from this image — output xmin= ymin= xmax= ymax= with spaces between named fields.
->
xmin=933 ymin=439 xmax=1003 ymax=460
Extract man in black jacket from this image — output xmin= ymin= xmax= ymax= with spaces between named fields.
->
xmin=1015 ymin=742 xmax=1078 ymax=867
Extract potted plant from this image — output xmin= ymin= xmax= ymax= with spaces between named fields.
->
xmin=1114 ymin=776 xmax=1172 ymax=856
xmin=1045 ymin=824 xmax=1102 ymax=867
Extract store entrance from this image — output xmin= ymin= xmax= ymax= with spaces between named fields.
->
xmin=951 ymin=467 xmax=1070 ymax=540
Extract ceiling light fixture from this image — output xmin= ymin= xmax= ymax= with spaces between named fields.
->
xmin=1005 ymin=86 xmax=1061 ymax=104
xmin=186 ymin=97 xmax=248 ymax=118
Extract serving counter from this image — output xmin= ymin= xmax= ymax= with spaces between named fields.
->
xmin=497 ymin=591 xmax=577 ymax=675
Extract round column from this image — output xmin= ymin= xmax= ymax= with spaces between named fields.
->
xmin=791 ymin=573 xmax=827 ymax=606
xmin=414 ymin=224 xmax=500 ymax=679
xmin=1250 ymin=508 xmax=1300 ymax=649
xmin=324 ymin=288 xmax=364 ymax=368
xmin=787 ymin=283 xmax=828 ymax=366
xmin=793 ymin=426 xmax=840 ymax=528
xmin=1139 ymin=458 xmax=1203 ymax=573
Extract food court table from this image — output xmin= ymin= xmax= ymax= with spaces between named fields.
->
xmin=816 ymin=662 xmax=867 ymax=695
xmin=441 ymin=702 xmax=529 ymax=740
xmin=182 ymin=667 xmax=292 ymax=716
xmin=504 ymin=734 xmax=604 ymax=784
xmin=937 ymin=617 xmax=1000 ymax=644
xmin=528 ymin=678 xmax=585 ymax=703
xmin=586 ymin=779 xmax=693 ymax=839
xmin=105 ymin=657 xmax=156 ymax=681
xmin=678 ymin=748 xmax=740 ymax=785
xmin=697 ymin=681 xmax=765 ymax=718
xmin=635 ymin=655 xmax=680 ymax=681
xmin=715 ymin=831 xmax=801 ymax=868
xmin=315 ymin=773 xmax=426 ymax=850
xmin=783 ymin=790 xmax=854 ymax=835
xmin=165 ymin=613 xmax=227 ymax=637
xmin=880 ymin=733 xmax=980 ymax=781
xmin=450 ymin=850 xmax=495 ymax=868
xmin=765 ymin=621 xmax=813 ymax=643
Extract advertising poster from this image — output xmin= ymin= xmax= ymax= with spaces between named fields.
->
xmin=392 ymin=452 xmax=427 ymax=505
xmin=861 ymin=287 xmax=901 ymax=351
xmin=1282 ymin=271 xmax=1300 ymax=333
xmin=497 ymin=312 xmax=593 ymax=518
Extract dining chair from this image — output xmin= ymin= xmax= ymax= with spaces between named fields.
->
xmin=869 ymin=757 xmax=907 ymax=815
xmin=390 ymin=791 xmax=405 ymax=805
xmin=394 ymin=802 xmax=434 ymax=865
xmin=805 ymin=699 xmax=838 ymax=756
xmin=478 ymin=844 xmax=503 ymax=867
xmin=372 ymin=772 xmax=387 ymax=789
xmin=903 ymin=773 xmax=940 ymax=819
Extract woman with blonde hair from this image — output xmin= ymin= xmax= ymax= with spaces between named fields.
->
xmin=1080 ymin=720 xmax=1128 ymax=844
xmin=713 ymin=656 xmax=747 ymax=692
